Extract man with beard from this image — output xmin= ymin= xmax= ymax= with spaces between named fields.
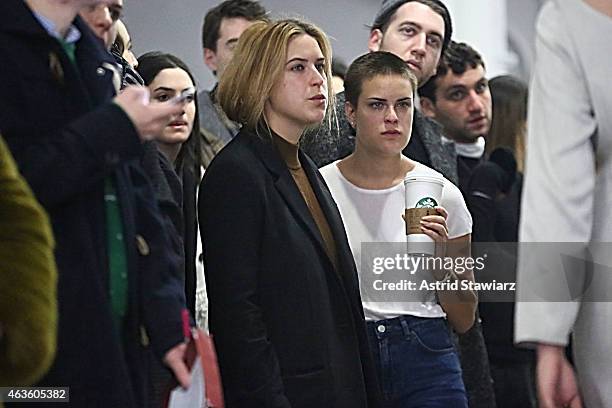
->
xmin=419 ymin=40 xmax=492 ymax=194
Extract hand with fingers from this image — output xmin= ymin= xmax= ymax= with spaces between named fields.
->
xmin=537 ymin=344 xmax=583 ymax=408
xmin=163 ymin=342 xmax=192 ymax=390
xmin=113 ymin=86 xmax=184 ymax=142
xmin=420 ymin=206 xmax=449 ymax=259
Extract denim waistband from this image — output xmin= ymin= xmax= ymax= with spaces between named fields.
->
xmin=366 ymin=315 xmax=446 ymax=340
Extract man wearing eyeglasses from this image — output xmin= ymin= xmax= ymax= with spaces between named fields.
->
xmin=80 ymin=0 xmax=123 ymax=49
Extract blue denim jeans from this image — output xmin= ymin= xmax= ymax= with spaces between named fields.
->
xmin=366 ymin=315 xmax=468 ymax=408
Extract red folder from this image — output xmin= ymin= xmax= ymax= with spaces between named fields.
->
xmin=164 ymin=328 xmax=224 ymax=408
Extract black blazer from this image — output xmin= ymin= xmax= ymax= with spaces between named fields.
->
xmin=198 ymin=129 xmax=382 ymax=408
xmin=0 ymin=2 xmax=185 ymax=406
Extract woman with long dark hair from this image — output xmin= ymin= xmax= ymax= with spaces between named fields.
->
xmin=137 ymin=52 xmax=202 ymax=319
xmin=136 ymin=52 xmax=203 ymax=406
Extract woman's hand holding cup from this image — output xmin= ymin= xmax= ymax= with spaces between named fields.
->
xmin=421 ymin=207 xmax=450 ymax=280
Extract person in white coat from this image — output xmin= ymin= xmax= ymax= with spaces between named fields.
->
xmin=515 ymin=1 xmax=612 ymax=408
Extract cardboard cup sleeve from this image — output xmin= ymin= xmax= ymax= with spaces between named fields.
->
xmin=405 ymin=208 xmax=438 ymax=235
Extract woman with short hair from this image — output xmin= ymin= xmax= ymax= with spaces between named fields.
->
xmin=320 ymin=51 xmax=476 ymax=408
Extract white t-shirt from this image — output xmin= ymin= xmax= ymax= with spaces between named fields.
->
xmin=320 ymin=160 xmax=472 ymax=321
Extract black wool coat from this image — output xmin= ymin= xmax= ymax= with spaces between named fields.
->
xmin=0 ymin=2 xmax=185 ymax=406
xmin=199 ymin=129 xmax=382 ymax=408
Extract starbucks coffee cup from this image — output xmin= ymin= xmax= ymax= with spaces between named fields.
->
xmin=404 ymin=173 xmax=444 ymax=256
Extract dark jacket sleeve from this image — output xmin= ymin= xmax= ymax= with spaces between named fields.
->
xmin=467 ymin=162 xmax=518 ymax=292
xmin=128 ymin=164 xmax=186 ymax=359
xmin=198 ymin=158 xmax=291 ymax=408
xmin=468 ymin=157 xmax=516 ymax=243
xmin=1 ymin=100 xmax=142 ymax=210
xmin=468 ymin=195 xmax=497 ymax=243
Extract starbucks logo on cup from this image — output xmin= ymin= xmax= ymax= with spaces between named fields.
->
xmin=415 ymin=197 xmax=438 ymax=208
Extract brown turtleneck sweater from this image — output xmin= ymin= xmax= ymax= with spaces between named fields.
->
xmin=273 ymin=134 xmax=339 ymax=272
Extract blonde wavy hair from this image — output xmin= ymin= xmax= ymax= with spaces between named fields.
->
xmin=217 ymin=18 xmax=335 ymax=135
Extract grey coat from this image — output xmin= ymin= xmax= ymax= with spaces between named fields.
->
xmin=197 ymin=88 xmax=240 ymax=169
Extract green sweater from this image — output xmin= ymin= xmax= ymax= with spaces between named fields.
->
xmin=0 ymin=135 xmax=57 ymax=390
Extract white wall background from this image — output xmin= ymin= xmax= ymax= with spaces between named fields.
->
xmin=124 ymin=0 xmax=543 ymax=91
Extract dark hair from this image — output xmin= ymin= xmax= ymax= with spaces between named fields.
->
xmin=486 ymin=75 xmax=528 ymax=169
xmin=136 ymin=52 xmax=202 ymax=175
xmin=113 ymin=31 xmax=125 ymax=56
xmin=371 ymin=0 xmax=453 ymax=54
xmin=201 ymin=0 xmax=268 ymax=52
xmin=332 ymin=58 xmax=348 ymax=80
xmin=344 ymin=51 xmax=417 ymax=107
xmin=418 ymin=40 xmax=484 ymax=102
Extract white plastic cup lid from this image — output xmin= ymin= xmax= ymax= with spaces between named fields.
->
xmin=403 ymin=174 xmax=444 ymax=187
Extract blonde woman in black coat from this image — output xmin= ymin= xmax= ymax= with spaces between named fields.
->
xmin=199 ymin=18 xmax=382 ymax=408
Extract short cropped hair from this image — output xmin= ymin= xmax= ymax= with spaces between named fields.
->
xmin=201 ymin=0 xmax=268 ymax=52
xmin=218 ymin=18 xmax=335 ymax=133
xmin=418 ymin=40 xmax=485 ymax=102
xmin=344 ymin=51 xmax=418 ymax=107
xmin=371 ymin=0 xmax=453 ymax=53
